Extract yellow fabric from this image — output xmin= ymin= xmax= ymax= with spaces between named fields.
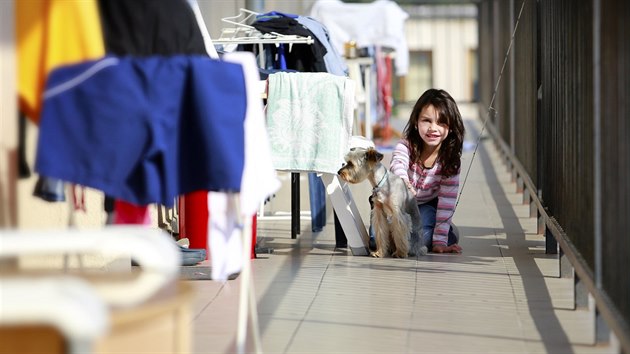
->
xmin=17 ymin=0 xmax=105 ymax=124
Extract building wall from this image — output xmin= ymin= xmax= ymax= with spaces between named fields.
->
xmin=405 ymin=11 xmax=478 ymax=102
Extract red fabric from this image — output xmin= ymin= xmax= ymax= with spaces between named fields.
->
xmin=180 ymin=191 xmax=209 ymax=257
xmin=374 ymin=48 xmax=395 ymax=142
xmin=113 ymin=199 xmax=151 ymax=225
xmin=383 ymin=55 xmax=393 ymax=123
xmin=179 ymin=192 xmax=257 ymax=260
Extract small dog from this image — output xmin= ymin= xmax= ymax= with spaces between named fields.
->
xmin=338 ymin=147 xmax=427 ymax=258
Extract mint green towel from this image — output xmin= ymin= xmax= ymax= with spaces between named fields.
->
xmin=266 ymin=72 xmax=355 ymax=174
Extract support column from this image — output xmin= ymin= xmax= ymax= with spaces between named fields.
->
xmin=559 ymin=247 xmax=572 ymax=278
xmin=545 ymin=225 xmax=558 ymax=255
xmin=0 ymin=0 xmax=17 ymax=228
xmin=574 ymin=274 xmax=589 ymax=310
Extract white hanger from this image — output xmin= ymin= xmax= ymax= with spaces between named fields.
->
xmin=213 ymin=8 xmax=314 ymax=46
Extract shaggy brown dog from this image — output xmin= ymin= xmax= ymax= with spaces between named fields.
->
xmin=338 ymin=148 xmax=427 ymax=258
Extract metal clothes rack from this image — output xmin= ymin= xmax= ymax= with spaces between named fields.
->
xmin=212 ymin=9 xmax=318 ymax=354
xmin=213 ymin=14 xmax=372 ymax=352
xmin=212 ymin=8 xmax=314 ymax=46
xmin=214 ymin=8 xmax=315 ymax=241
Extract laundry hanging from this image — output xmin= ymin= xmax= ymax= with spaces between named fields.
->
xmin=16 ymin=0 xmax=105 ymax=124
xmin=294 ymin=16 xmax=348 ymax=76
xmin=97 ymin=0 xmax=207 ymax=56
xmin=35 ymin=55 xmax=247 ymax=207
xmin=95 ymin=0 xmax=213 ymax=221
xmin=265 ymin=72 xmax=355 ymax=174
xmin=251 ymin=14 xmax=328 ymax=72
xmin=310 ymin=0 xmax=410 ymax=76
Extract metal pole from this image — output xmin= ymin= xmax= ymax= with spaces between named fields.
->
xmin=592 ymin=0 xmax=609 ymax=345
xmin=592 ymin=0 xmax=602 ymax=292
xmin=245 ymin=0 xmax=264 ymax=13
xmin=492 ymin=0 xmax=501 ymax=129
xmin=509 ymin=0 xmax=516 ymax=154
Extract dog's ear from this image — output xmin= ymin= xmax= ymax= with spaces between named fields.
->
xmin=366 ymin=148 xmax=384 ymax=162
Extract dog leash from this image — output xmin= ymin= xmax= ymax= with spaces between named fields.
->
xmin=372 ymin=169 xmax=397 ymax=225
xmin=372 ymin=169 xmax=388 ymax=195
xmin=446 ymin=0 xmax=527 ymax=225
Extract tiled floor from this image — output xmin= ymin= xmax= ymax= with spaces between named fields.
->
xmin=184 ymin=113 xmax=617 ymax=354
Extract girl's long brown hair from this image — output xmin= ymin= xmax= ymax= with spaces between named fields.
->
xmin=402 ymin=89 xmax=465 ymax=177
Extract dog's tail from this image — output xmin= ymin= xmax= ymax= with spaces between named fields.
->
xmin=408 ymin=232 xmax=428 ymax=257
xmin=407 ymin=199 xmax=427 ymax=257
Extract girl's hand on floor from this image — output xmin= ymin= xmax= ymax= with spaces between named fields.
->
xmin=432 ymin=244 xmax=462 ymax=253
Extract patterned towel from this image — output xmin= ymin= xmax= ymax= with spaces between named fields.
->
xmin=266 ymin=72 xmax=355 ymax=174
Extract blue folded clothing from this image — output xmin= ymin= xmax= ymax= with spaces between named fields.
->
xmin=33 ymin=176 xmax=66 ymax=202
xmin=180 ymin=247 xmax=206 ymax=266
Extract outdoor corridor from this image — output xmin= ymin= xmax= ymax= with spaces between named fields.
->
xmin=185 ymin=108 xmax=618 ymax=354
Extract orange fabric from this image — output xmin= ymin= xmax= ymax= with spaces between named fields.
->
xmin=16 ymin=0 xmax=105 ymax=123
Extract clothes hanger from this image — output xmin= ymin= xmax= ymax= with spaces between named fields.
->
xmin=213 ymin=8 xmax=314 ymax=46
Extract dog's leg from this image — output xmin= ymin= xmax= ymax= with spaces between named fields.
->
xmin=379 ymin=200 xmax=399 ymax=257
xmin=372 ymin=209 xmax=389 ymax=258
xmin=407 ymin=200 xmax=427 ymax=256
xmin=390 ymin=211 xmax=410 ymax=258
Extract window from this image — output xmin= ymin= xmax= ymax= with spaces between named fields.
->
xmin=468 ymin=48 xmax=479 ymax=102
xmin=395 ymin=50 xmax=433 ymax=103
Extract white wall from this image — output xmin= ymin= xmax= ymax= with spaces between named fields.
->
xmin=406 ymin=16 xmax=478 ymax=102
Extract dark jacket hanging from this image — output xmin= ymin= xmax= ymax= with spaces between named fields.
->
xmin=252 ymin=16 xmax=328 ymax=73
xmin=97 ymin=0 xmax=207 ymax=56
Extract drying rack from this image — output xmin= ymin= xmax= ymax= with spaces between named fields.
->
xmin=212 ymin=8 xmax=314 ymax=46
xmin=211 ymin=11 xmax=372 ymax=354
xmin=214 ymin=8 xmax=316 ymax=241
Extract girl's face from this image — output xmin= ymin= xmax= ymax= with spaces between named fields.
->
xmin=416 ymin=104 xmax=449 ymax=149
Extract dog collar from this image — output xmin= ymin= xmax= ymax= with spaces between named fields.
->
xmin=373 ymin=170 xmax=388 ymax=193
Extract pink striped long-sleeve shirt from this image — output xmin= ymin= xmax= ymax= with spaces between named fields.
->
xmin=389 ymin=141 xmax=460 ymax=246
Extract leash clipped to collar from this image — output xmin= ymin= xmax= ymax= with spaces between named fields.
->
xmin=372 ymin=169 xmax=388 ymax=194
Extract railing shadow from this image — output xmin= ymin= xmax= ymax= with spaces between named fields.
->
xmin=472 ymin=122 xmax=576 ymax=353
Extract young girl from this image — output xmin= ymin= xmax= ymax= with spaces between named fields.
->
xmin=390 ymin=88 xmax=465 ymax=253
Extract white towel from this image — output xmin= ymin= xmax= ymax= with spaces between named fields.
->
xmin=208 ymin=52 xmax=280 ymax=282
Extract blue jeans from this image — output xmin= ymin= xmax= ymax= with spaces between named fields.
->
xmin=308 ymin=173 xmax=326 ymax=232
xmin=419 ymin=198 xmax=459 ymax=251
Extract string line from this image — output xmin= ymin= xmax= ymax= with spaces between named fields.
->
xmin=443 ymin=0 xmax=527 ymax=226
